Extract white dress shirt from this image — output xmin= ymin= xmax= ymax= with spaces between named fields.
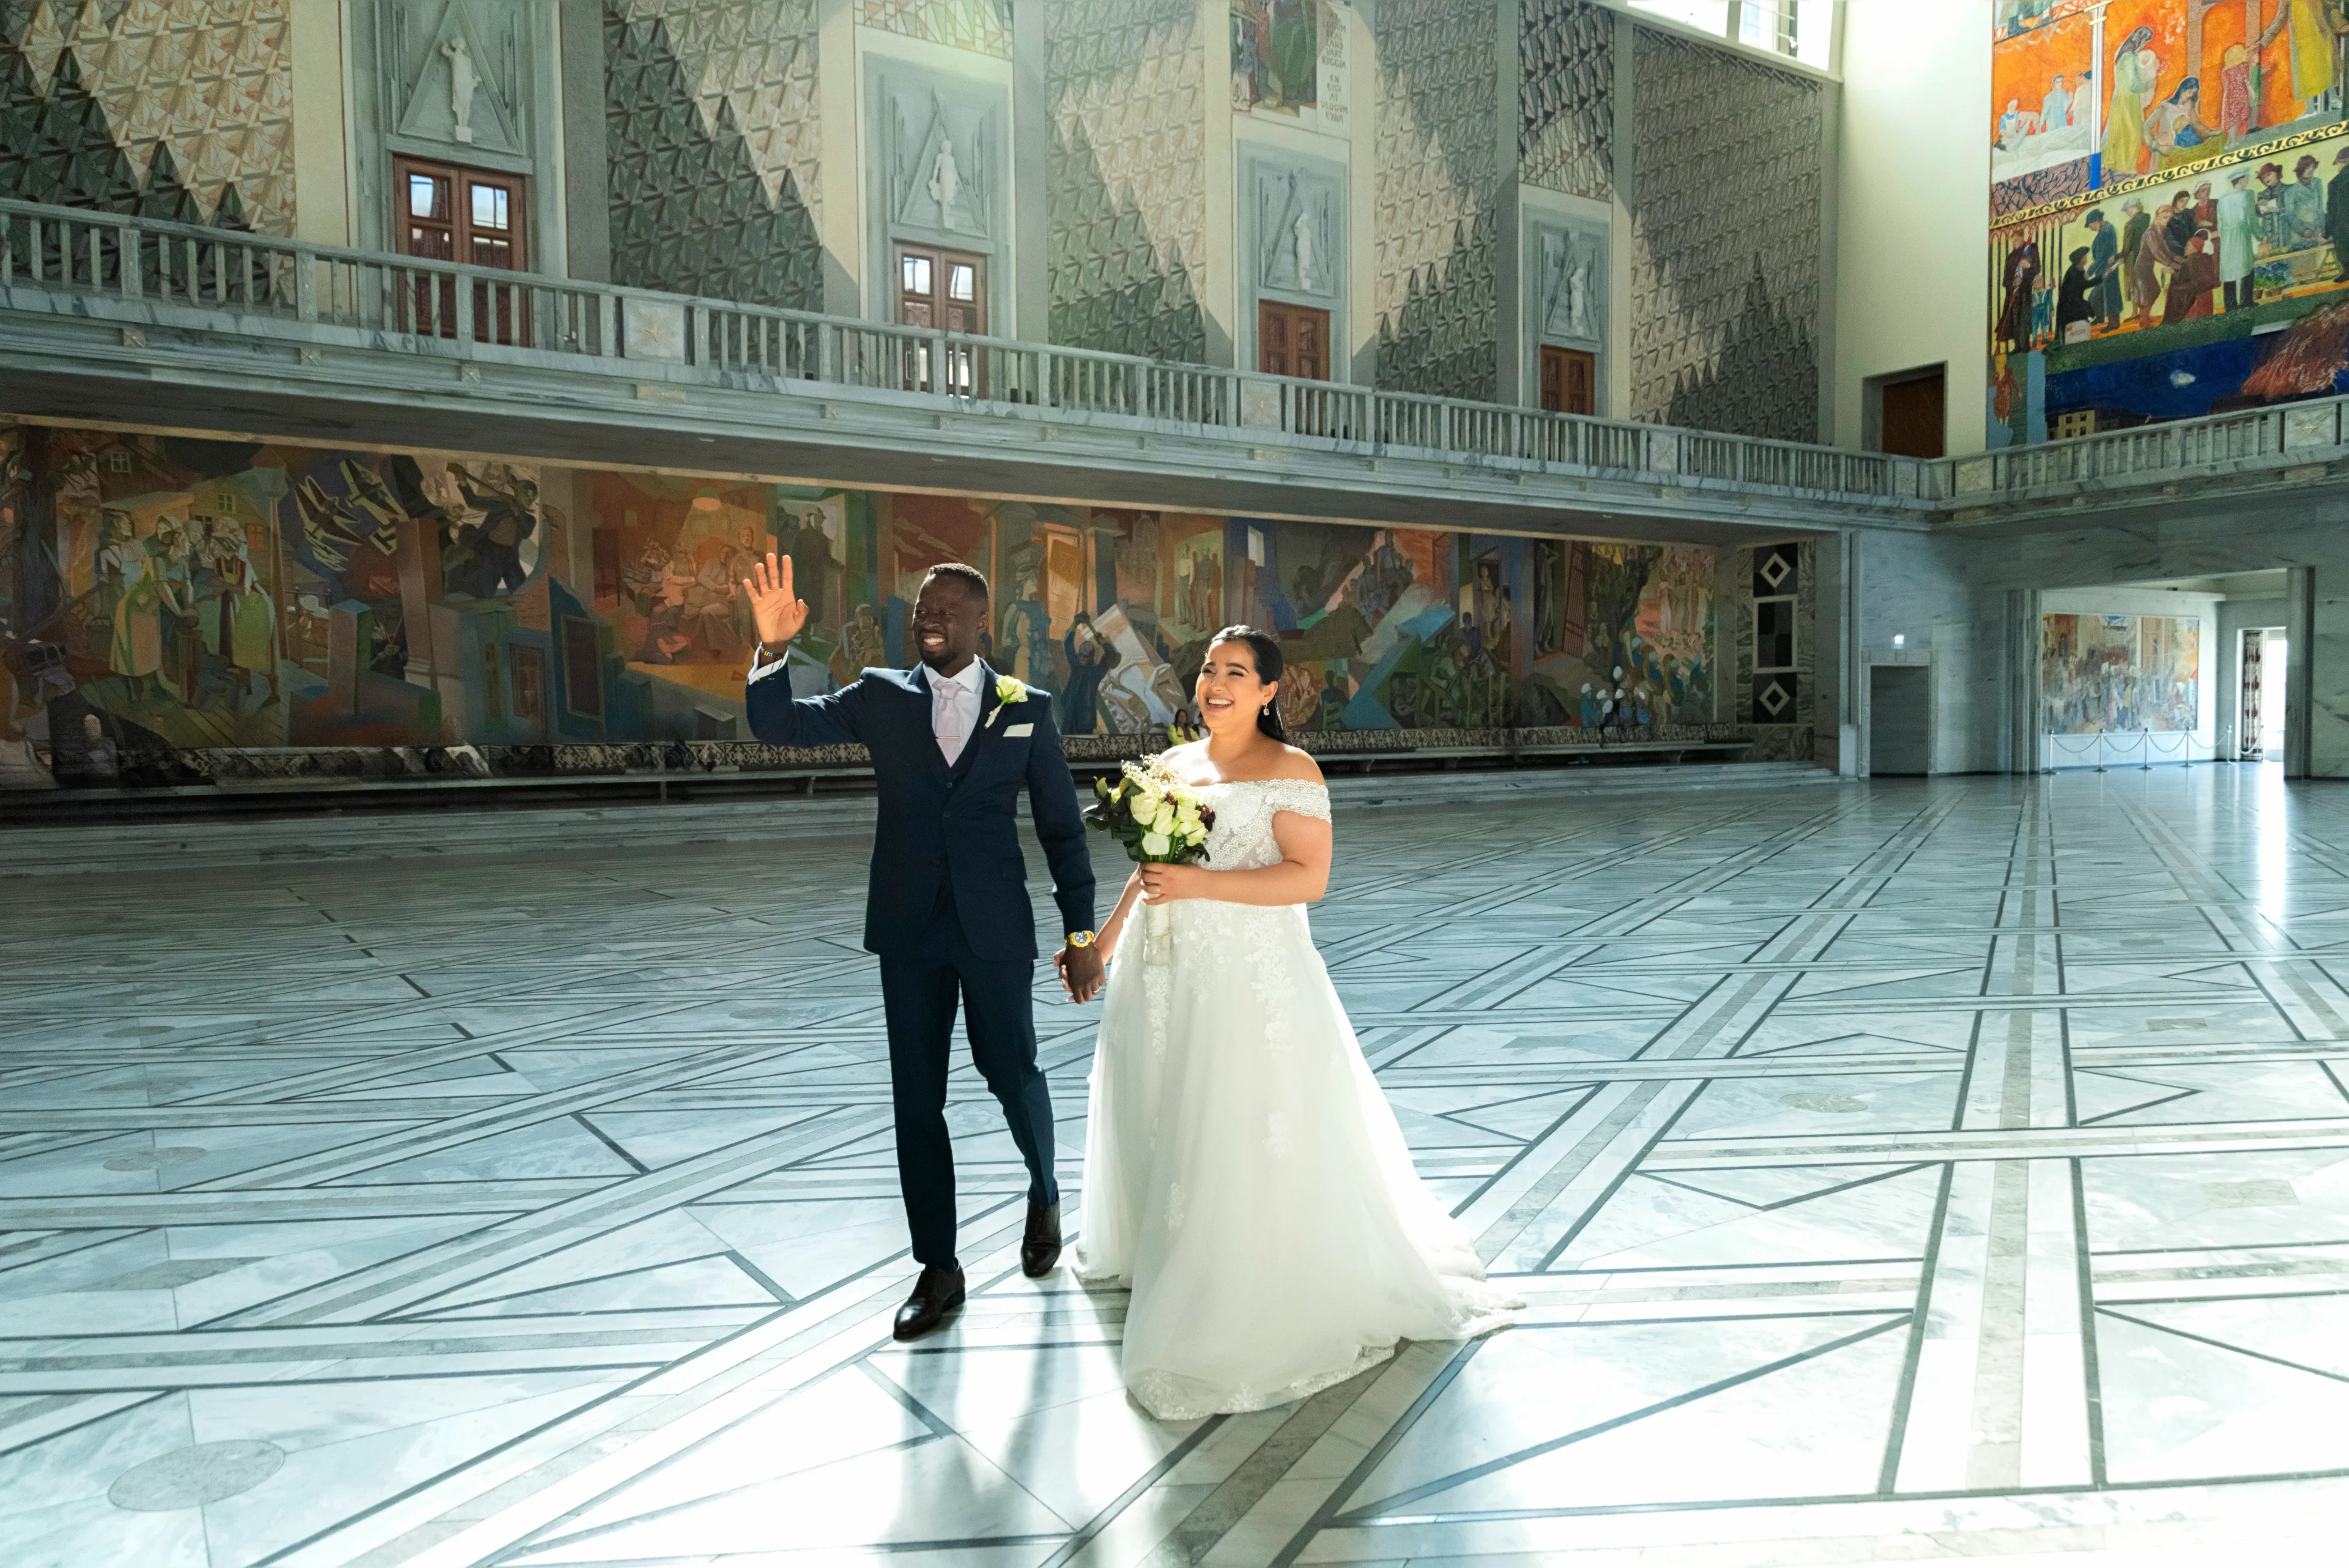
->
xmin=926 ymin=658 xmax=984 ymax=765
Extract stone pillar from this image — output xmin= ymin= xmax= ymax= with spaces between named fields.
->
xmin=2287 ymin=565 xmax=2315 ymax=779
xmin=2006 ymin=586 xmax=2041 ymax=775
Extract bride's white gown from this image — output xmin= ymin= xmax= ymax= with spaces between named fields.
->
xmin=1076 ymin=777 xmax=1520 ymax=1420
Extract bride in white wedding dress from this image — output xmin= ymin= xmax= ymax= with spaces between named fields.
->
xmin=1073 ymin=628 xmax=1520 ymax=1420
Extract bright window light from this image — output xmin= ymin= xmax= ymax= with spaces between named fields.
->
xmin=1628 ymin=1 xmax=1730 ymax=35
xmin=1792 ymin=0 xmax=1833 ymax=67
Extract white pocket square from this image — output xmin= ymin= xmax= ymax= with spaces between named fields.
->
xmin=1004 ymin=723 xmax=1034 ymax=737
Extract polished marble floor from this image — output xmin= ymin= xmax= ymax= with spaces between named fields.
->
xmin=7 ymin=764 xmax=2349 ymax=1567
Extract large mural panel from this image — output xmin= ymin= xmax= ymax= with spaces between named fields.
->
xmin=0 ymin=423 xmax=1721 ymax=786
xmin=1989 ymin=1 xmax=2349 ymax=445
xmin=2041 ymin=611 xmax=2202 ymax=732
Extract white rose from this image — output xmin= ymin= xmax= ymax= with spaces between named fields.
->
xmin=1141 ymin=831 xmax=1171 ymax=857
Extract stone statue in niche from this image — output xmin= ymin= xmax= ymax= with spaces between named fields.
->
xmin=1542 ymin=228 xmax=1604 ymax=345
xmin=929 ymin=140 xmax=962 ymax=231
xmin=1262 ymin=170 xmax=1329 ymax=296
xmin=443 ymin=35 xmax=478 ymax=144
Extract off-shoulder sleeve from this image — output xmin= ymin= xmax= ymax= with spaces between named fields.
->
xmin=1263 ymin=778 xmax=1332 ymax=823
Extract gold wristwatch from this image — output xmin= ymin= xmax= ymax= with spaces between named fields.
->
xmin=1065 ymin=931 xmax=1098 ymax=949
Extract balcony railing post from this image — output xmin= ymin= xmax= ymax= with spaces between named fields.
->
xmin=453 ymin=266 xmax=474 ymax=345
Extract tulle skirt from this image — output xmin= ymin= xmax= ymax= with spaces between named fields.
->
xmin=1075 ymin=898 xmax=1520 ymax=1420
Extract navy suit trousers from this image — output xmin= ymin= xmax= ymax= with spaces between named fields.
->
xmin=877 ymin=898 xmax=1059 ymax=1271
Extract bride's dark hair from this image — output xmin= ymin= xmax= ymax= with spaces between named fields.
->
xmin=1209 ymin=625 xmax=1287 ymax=741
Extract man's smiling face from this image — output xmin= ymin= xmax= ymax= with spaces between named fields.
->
xmin=912 ymin=573 xmax=985 ymax=675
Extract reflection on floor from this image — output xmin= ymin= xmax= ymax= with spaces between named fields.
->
xmin=6 ymin=765 xmax=2349 ymax=1566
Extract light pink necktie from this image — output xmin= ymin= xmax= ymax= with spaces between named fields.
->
xmin=933 ymin=678 xmax=965 ymax=767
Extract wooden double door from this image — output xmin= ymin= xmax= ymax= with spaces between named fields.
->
xmin=896 ymin=243 xmax=987 ymax=393
xmin=1539 ymin=344 xmax=1595 ymax=415
xmin=1257 ymin=300 xmax=1329 ymax=380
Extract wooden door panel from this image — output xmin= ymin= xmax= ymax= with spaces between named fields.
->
xmin=1880 ymin=371 xmax=1946 ymax=459
xmin=1257 ymin=301 xmax=1329 ymax=381
xmin=1540 ymin=345 xmax=1595 ymax=414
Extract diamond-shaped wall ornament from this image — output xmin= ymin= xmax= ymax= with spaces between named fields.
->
xmin=1371 ymin=0 xmax=1500 ymax=401
xmin=1627 ymin=28 xmax=1820 ymax=441
xmin=3 ymin=0 xmax=293 ymax=232
xmin=1042 ymin=0 xmax=1208 ymax=361
xmin=1758 ymin=551 xmax=1791 ymax=591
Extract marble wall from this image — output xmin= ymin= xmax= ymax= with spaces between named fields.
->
xmin=1853 ymin=496 xmax=2349 ymax=777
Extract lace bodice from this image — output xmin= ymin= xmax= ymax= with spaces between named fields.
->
xmin=1197 ymin=778 xmax=1331 ymax=872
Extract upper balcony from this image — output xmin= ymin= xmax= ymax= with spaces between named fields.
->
xmin=10 ymin=199 xmax=2345 ymax=543
xmin=0 ymin=198 xmax=1929 ymax=544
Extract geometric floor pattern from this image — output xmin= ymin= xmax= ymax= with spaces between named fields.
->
xmin=5 ymin=763 xmax=2349 ymax=1566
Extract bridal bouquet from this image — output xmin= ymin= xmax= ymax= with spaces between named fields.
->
xmin=1085 ymin=757 xmax=1215 ymax=864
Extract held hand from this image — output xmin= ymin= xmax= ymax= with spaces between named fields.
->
xmin=742 ymin=551 xmax=809 ymax=646
xmin=1055 ymin=945 xmax=1107 ymax=1003
xmin=1138 ymin=861 xmax=1208 ymax=905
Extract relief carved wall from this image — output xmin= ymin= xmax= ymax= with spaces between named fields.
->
xmin=1042 ymin=0 xmax=1207 ymax=362
xmin=1626 ymin=27 xmax=1822 ymax=442
xmin=1519 ymin=0 xmax=1611 ymax=202
xmin=1371 ymin=0 xmax=1501 ymax=401
xmin=0 ymin=0 xmax=293 ymax=232
xmin=603 ymin=0 xmax=822 ymax=308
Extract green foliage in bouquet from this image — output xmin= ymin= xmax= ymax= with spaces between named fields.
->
xmin=1085 ymin=757 xmax=1215 ymax=865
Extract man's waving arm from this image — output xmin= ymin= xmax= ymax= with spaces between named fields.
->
xmin=743 ymin=552 xmax=864 ymax=747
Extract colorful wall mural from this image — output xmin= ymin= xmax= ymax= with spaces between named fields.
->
xmin=1989 ymin=1 xmax=2349 ymax=445
xmin=2041 ymin=611 xmax=2202 ymax=732
xmin=1231 ymin=0 xmax=1319 ymax=113
xmin=0 ymin=422 xmax=1726 ymax=786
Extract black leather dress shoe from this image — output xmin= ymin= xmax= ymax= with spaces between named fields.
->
xmin=892 ymin=1265 xmax=966 ymax=1342
xmin=1021 ymin=1200 xmax=1062 ymax=1279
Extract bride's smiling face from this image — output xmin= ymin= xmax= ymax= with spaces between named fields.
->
xmin=1195 ymin=639 xmax=1276 ymax=735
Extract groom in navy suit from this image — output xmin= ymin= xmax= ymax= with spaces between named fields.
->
xmin=743 ymin=554 xmax=1104 ymax=1340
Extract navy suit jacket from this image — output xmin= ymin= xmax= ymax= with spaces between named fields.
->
xmin=746 ymin=656 xmax=1096 ymax=962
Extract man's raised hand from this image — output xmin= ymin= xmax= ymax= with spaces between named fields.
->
xmin=744 ymin=551 xmax=809 ymax=645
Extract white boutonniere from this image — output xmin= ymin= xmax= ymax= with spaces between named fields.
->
xmin=987 ymin=674 xmax=1026 ymax=727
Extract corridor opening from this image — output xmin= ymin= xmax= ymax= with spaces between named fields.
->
xmin=2238 ymin=628 xmax=2287 ymax=763
xmin=2036 ymin=574 xmax=2287 ymax=773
